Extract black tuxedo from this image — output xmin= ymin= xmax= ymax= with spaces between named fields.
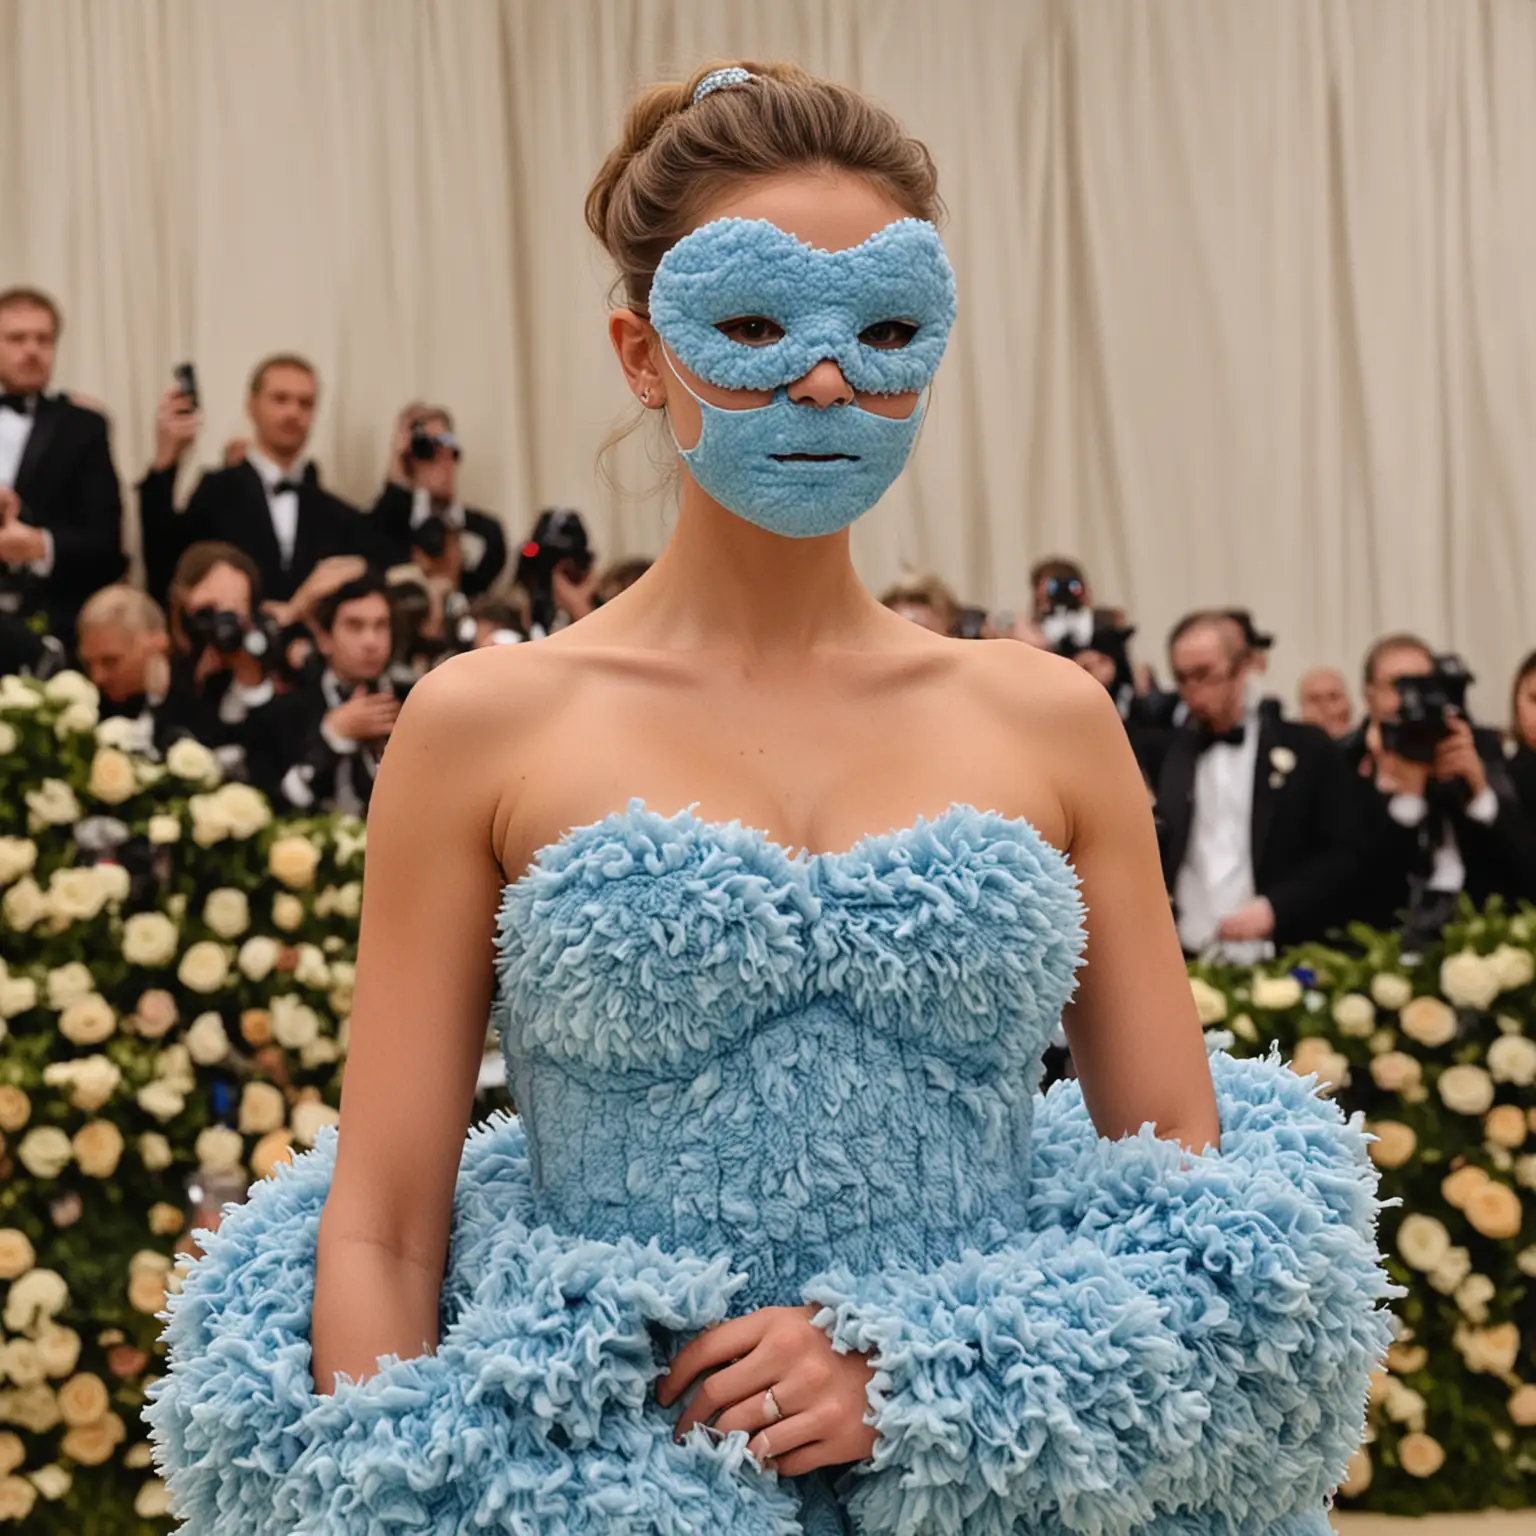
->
xmin=1342 ymin=723 xmax=1536 ymax=928
xmin=5 ymin=395 xmax=125 ymax=641
xmin=367 ymin=483 xmax=507 ymax=597
xmin=156 ymin=659 xmax=293 ymax=798
xmin=138 ymin=460 xmax=380 ymax=607
xmin=266 ymin=669 xmax=388 ymax=815
xmin=1155 ymin=708 xmax=1358 ymax=948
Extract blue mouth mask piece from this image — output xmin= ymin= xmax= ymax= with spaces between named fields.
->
xmin=647 ymin=217 xmax=958 ymax=537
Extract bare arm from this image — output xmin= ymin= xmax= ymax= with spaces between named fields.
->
xmin=310 ymin=652 xmax=515 ymax=1393
xmin=1055 ymin=668 xmax=1221 ymax=1153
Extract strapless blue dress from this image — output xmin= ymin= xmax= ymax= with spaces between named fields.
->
xmin=145 ymin=801 xmax=1398 ymax=1535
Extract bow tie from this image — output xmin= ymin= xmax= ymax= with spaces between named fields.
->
xmin=268 ymin=477 xmax=302 ymax=497
xmin=0 ymin=393 xmax=34 ymax=416
xmin=1194 ymin=722 xmax=1246 ymax=753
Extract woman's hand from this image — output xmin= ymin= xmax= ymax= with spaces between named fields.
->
xmin=656 ymin=1303 xmax=877 ymax=1476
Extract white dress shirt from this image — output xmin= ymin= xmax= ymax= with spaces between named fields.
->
xmin=1175 ymin=712 xmax=1264 ymax=957
xmin=1387 ymin=785 xmax=1500 ymax=892
xmin=245 ymin=446 xmax=305 ymax=569
xmin=0 ymin=394 xmax=55 ymax=578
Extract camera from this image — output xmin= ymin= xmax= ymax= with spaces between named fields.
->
xmin=409 ymin=420 xmax=460 ymax=463
xmin=183 ymin=606 xmax=280 ymax=666
xmin=173 ymin=361 xmax=199 ymax=410
xmin=1380 ymin=653 xmax=1474 ymax=764
xmin=516 ymin=508 xmax=593 ymax=632
xmin=1038 ymin=575 xmax=1095 ymax=655
xmin=412 ymin=514 xmax=450 ymax=560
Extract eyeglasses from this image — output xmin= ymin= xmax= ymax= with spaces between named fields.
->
xmin=1172 ymin=663 xmax=1239 ymax=689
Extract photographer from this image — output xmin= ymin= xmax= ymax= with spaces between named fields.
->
xmin=76 ymin=585 xmax=172 ymax=747
xmin=516 ymin=507 xmax=600 ymax=634
xmin=158 ymin=541 xmax=290 ymax=793
xmin=372 ymin=404 xmax=507 ymax=599
xmin=1347 ymin=633 xmax=1536 ymax=940
xmin=273 ymin=572 xmax=399 ymax=816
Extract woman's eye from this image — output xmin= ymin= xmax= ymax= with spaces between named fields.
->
xmin=716 ymin=316 xmax=785 ymax=347
xmin=859 ymin=320 xmax=919 ymax=350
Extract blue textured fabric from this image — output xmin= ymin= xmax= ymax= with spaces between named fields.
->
xmin=144 ymin=801 xmax=1398 ymax=1534
xmin=648 ymin=218 xmax=957 ymax=396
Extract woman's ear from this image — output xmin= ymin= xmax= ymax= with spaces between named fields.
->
xmin=609 ymin=309 xmax=665 ymax=408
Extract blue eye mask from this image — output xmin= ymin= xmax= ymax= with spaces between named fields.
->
xmin=648 ymin=217 xmax=956 ymax=395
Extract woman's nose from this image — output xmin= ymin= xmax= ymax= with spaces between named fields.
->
xmin=788 ymin=358 xmax=854 ymax=408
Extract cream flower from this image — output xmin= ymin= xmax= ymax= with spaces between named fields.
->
xmin=1289 ymin=1036 xmax=1349 ymax=1091
xmin=1367 ymin=1121 xmax=1416 ymax=1169
xmin=1338 ymin=1444 xmax=1372 ymax=1497
xmin=1331 ymin=992 xmax=1376 ymax=1037
xmin=195 ymin=1125 xmax=246 ymax=1175
xmin=134 ymin=1476 xmax=174 ymax=1518
xmin=122 ymin=1442 xmax=153 ymax=1469
xmin=137 ymin=1132 xmax=173 ymax=1171
xmin=0 ymin=1085 xmax=30 ymax=1132
xmin=1382 ymin=1379 xmax=1426 ymax=1426
xmin=27 ymin=1463 xmax=70 ymax=1501
xmin=0 ymin=1382 xmax=60 ymax=1434
xmin=1250 ymin=974 xmax=1302 ymax=1011
xmin=302 ymin=1034 xmax=341 ymax=1069
xmin=148 ymin=1202 xmax=184 ymax=1237
xmin=35 ymin=1326 xmax=80 ymax=1379
xmin=1440 ymin=950 xmax=1501 ymax=1011
xmin=1455 ymin=1273 xmax=1497 ymax=1324
xmin=1396 ymin=1213 xmax=1452 ymax=1272
xmin=0 ymin=720 xmax=13 ymax=752
xmin=271 ymin=892 xmax=305 ymax=931
xmin=1456 ymin=1322 xmax=1520 ymax=1376
xmin=186 ymin=1012 xmax=231 ymax=1065
xmin=0 ymin=974 xmax=38 ymax=1019
xmin=0 ymin=673 xmax=40 ymax=710
xmin=3 ymin=1268 xmax=69 ymax=1334
xmin=42 ymin=670 xmax=97 ymax=709
xmin=334 ymin=821 xmax=367 ymax=865
xmin=1488 ymin=1033 xmax=1536 ymax=1087
xmin=1442 ymin=1164 xmax=1489 ymax=1210
xmin=1369 ymin=972 xmax=1413 ymax=1011
xmin=1465 ymin=1180 xmax=1524 ymax=1241
xmin=178 ymin=940 xmax=230 ymax=994
xmin=1439 ymin=1063 xmax=1496 ymax=1116
xmin=1489 ymin=943 xmax=1535 ymax=993
xmin=56 ymin=1372 xmax=110 ymax=1427
xmin=2 ymin=877 xmax=48 ymax=932
xmin=135 ymin=1080 xmax=186 ymax=1124
xmin=203 ymin=887 xmax=250 ymax=940
xmin=25 ymin=778 xmax=81 ymax=827
xmin=53 ymin=698 xmax=100 ymax=737
xmin=1269 ymin=746 xmax=1297 ymax=774
xmin=250 ymin=1129 xmax=295 ymax=1180
xmin=72 ymin=1120 xmax=125 ymax=1179
xmin=333 ymin=881 xmax=362 ymax=919
xmin=156 ymin=1043 xmax=195 ymax=1093
xmin=1516 ymin=1155 xmax=1536 ymax=1191
xmin=17 ymin=1126 xmax=73 ymax=1179
xmin=293 ymin=944 xmax=330 ymax=989
xmin=212 ymin=782 xmax=271 ymax=839
xmin=121 ymin=911 xmax=179 ymax=968
xmin=95 ymin=713 xmax=147 ymax=751
xmin=0 ymin=1230 xmax=36 ymax=1280
xmin=1386 ymin=1342 xmax=1428 ymax=1375
xmin=127 ymin=1270 xmax=167 ymax=1317
xmin=238 ymin=1082 xmax=287 ymax=1136
xmin=291 ymin=1099 xmax=340 ymax=1147
xmin=0 ymin=1477 xmax=36 ymax=1523
xmin=269 ymin=835 xmax=321 ymax=889
xmin=166 ymin=736 xmax=219 ymax=784
xmin=147 ymin=813 xmax=181 ymax=845
xmin=1508 ymin=1384 xmax=1536 ymax=1427
xmin=1188 ymin=977 xmax=1228 ymax=1026
xmin=237 ymin=935 xmax=280 ymax=982
xmin=1400 ymin=996 xmax=1457 ymax=1048
xmin=86 ymin=746 xmax=137 ymax=805
xmin=0 ymin=1340 xmax=44 ymax=1387
xmin=59 ymin=1409 xmax=126 ymax=1466
xmin=1397 ymin=1432 xmax=1445 ymax=1478
xmin=132 ymin=988 xmax=179 ymax=1040
xmin=43 ymin=961 xmax=93 ymax=1011
xmin=272 ymin=995 xmax=321 ymax=1050
xmin=1370 ymin=1051 xmax=1423 ymax=1094
xmin=1485 ymin=1104 xmax=1528 ymax=1149
xmin=58 ymin=991 xmax=116 ymax=1046
xmin=0 ymin=837 xmax=37 ymax=886
xmin=1428 ymin=1245 xmax=1473 ymax=1295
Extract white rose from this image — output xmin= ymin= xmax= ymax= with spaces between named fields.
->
xmin=0 ymin=1230 xmax=36 ymax=1281
xmin=1454 ymin=1273 xmax=1497 ymax=1324
xmin=134 ymin=1477 xmax=174 ymax=1519
xmin=1269 ymin=746 xmax=1297 ymax=774
xmin=28 ymin=1463 xmax=71 ymax=1502
xmin=1488 ymin=943 xmax=1535 ymax=993
xmin=0 ymin=673 xmax=40 ymax=711
xmin=1440 ymin=950 xmax=1501 ymax=1011
xmin=53 ymin=699 xmax=99 ymax=737
xmin=1456 ymin=1322 xmax=1521 ymax=1376
xmin=0 ymin=718 xmax=14 ymax=751
xmin=41 ymin=1055 xmax=121 ymax=1113
xmin=1516 ymin=1155 xmax=1536 ymax=1191
xmin=72 ymin=1120 xmax=125 ymax=1179
xmin=0 ymin=1340 xmax=44 ymax=1388
xmin=272 ymin=995 xmax=321 ymax=1050
xmin=17 ymin=1126 xmax=74 ymax=1179
xmin=1251 ymin=974 xmax=1302 ymax=1011
xmin=1438 ymin=1063 xmax=1496 ymax=1116
xmin=300 ymin=1036 xmax=340 ymax=1069
xmin=1400 ymin=996 xmax=1458 ymax=1048
xmin=334 ymin=882 xmax=362 ymax=919
xmin=0 ymin=837 xmax=37 ymax=886
xmin=178 ymin=940 xmax=230 ymax=995
xmin=0 ymin=1477 xmax=35 ymax=1523
xmin=3 ymin=1268 xmax=70 ymax=1334
xmin=156 ymin=1043 xmax=195 ymax=1094
xmin=44 ymin=962 xmax=94 ymax=1012
xmin=237 ymin=936 xmax=280 ymax=982
xmin=147 ymin=814 xmax=181 ymax=845
xmin=1290 ymin=1035 xmax=1350 ymax=1091
xmin=42 ymin=670 xmax=97 ymax=709
xmin=94 ymin=714 xmax=145 ymax=751
xmin=1488 ymin=1033 xmax=1536 ymax=1087
xmin=291 ymin=1099 xmax=340 ymax=1147
xmin=194 ymin=1125 xmax=246 ymax=1175
xmin=202 ymin=888 xmax=250 ymax=940
xmin=86 ymin=747 xmax=137 ymax=805
xmin=58 ymin=992 xmax=116 ymax=1046
xmin=123 ymin=1443 xmax=154 ymax=1469
xmin=238 ymin=1082 xmax=288 ymax=1135
xmin=271 ymin=893 xmax=305 ymax=931
xmin=0 ymin=975 xmax=36 ymax=1019
xmin=269 ymin=835 xmax=321 ymax=890
xmin=1188 ymin=977 xmax=1228 ymax=1026
xmin=1396 ymin=1213 xmax=1451 ymax=1272
xmin=138 ymin=1132 xmax=173 ymax=1171
xmin=121 ymin=911 xmax=180 ymax=967
xmin=1428 ymin=1245 xmax=1473 ymax=1294
xmin=186 ymin=1012 xmax=231 ymax=1065
xmin=25 ymin=779 xmax=81 ymax=827
xmin=34 ymin=1326 xmax=81 ymax=1379
xmin=132 ymin=988 xmax=179 ymax=1040
xmin=293 ymin=945 xmax=330 ymax=989
xmin=135 ymin=1080 xmax=185 ymax=1124
xmin=2 ymin=877 xmax=49 ymax=932
xmin=1370 ymin=1051 xmax=1423 ymax=1094
xmin=211 ymin=782 xmax=271 ymax=839
xmin=166 ymin=737 xmax=219 ymax=784
xmin=1331 ymin=993 xmax=1376 ymax=1038
xmin=1369 ymin=972 xmax=1414 ymax=1011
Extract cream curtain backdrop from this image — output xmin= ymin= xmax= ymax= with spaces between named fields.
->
xmin=1 ymin=0 xmax=1533 ymax=709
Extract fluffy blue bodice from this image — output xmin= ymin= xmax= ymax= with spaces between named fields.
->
xmin=493 ymin=800 xmax=1084 ymax=1310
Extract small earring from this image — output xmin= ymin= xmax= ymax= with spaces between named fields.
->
xmin=640 ymin=389 xmax=651 ymax=405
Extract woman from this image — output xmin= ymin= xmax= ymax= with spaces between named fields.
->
xmin=147 ymin=63 xmax=1396 ymax=1535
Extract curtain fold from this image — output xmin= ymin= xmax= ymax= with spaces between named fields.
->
xmin=0 ymin=0 xmax=1531 ymax=708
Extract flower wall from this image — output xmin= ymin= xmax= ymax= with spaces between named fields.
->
xmin=0 ymin=670 xmax=1532 ymax=1528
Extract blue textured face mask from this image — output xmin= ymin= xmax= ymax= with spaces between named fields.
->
xmin=648 ymin=217 xmax=958 ymax=537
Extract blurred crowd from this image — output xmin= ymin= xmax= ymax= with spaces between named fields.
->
xmin=4 ymin=282 xmax=1534 ymax=958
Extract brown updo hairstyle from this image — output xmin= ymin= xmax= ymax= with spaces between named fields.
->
xmin=584 ymin=60 xmax=944 ymax=480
